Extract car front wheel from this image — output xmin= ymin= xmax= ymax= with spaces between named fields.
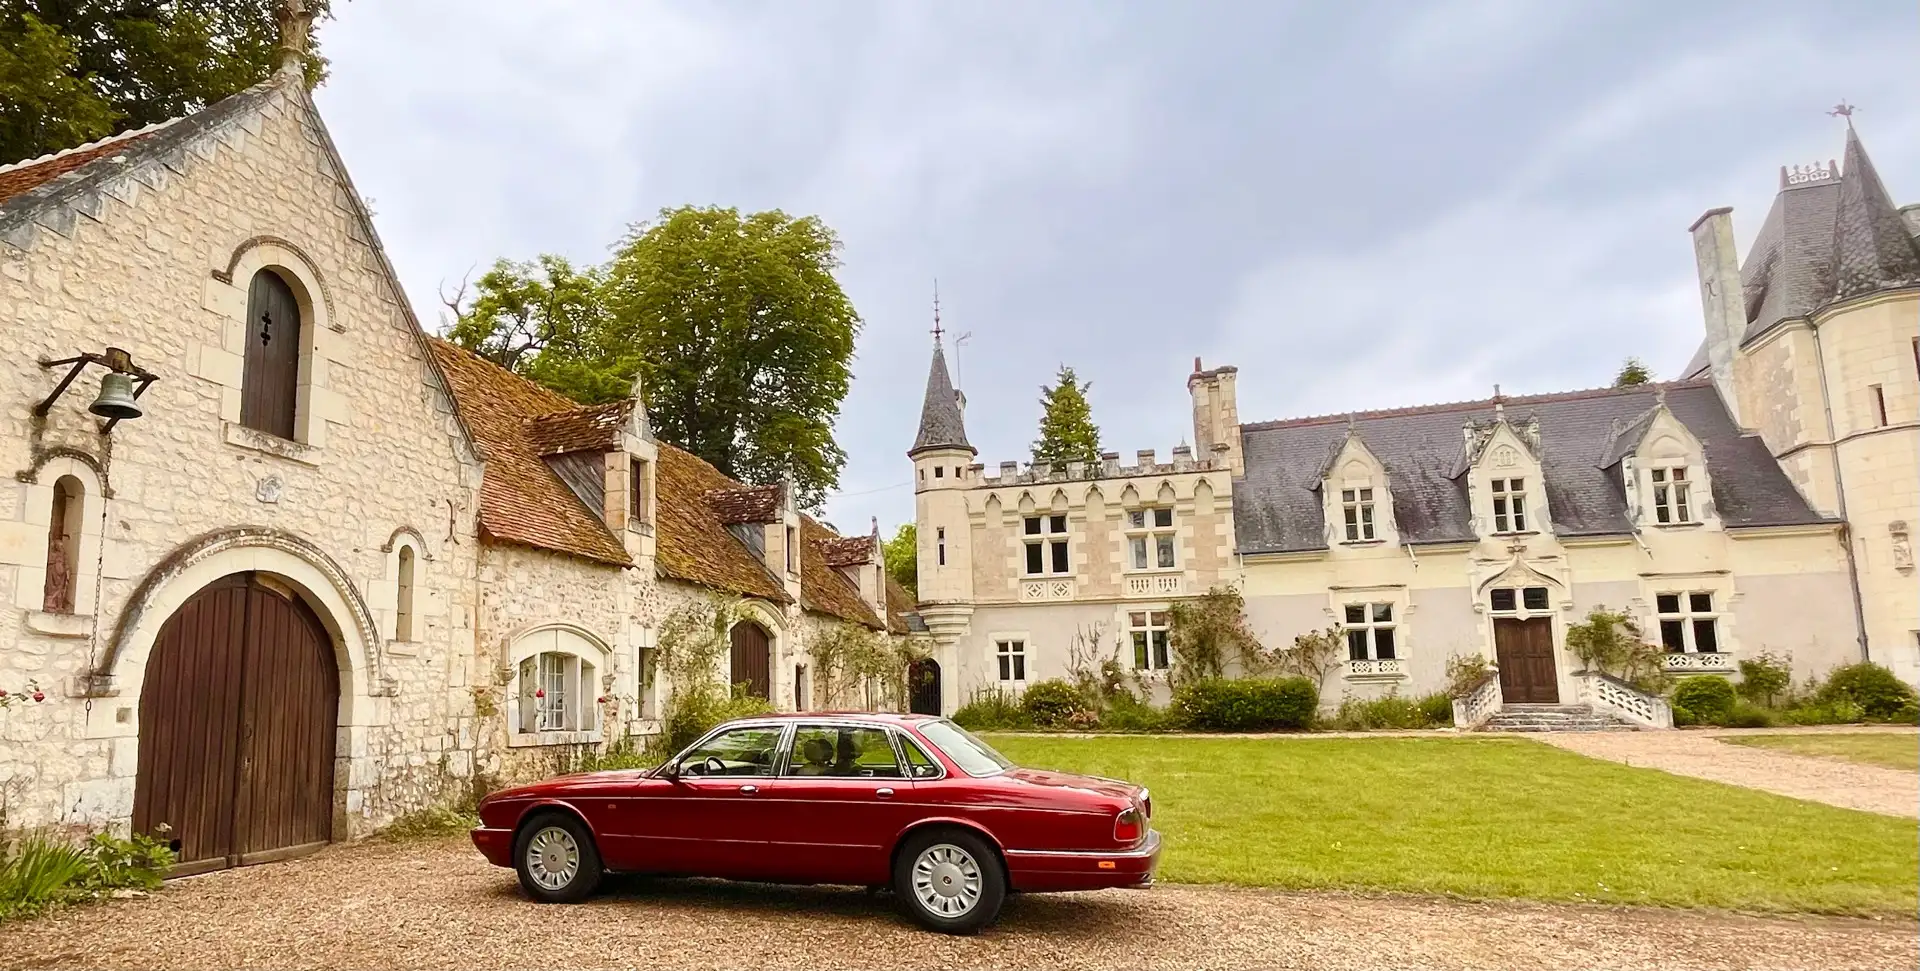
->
xmin=894 ymin=829 xmax=1006 ymax=934
xmin=513 ymin=812 xmax=603 ymax=904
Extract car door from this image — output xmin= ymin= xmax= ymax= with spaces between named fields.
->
xmin=759 ymin=723 xmax=918 ymax=885
xmin=631 ymin=722 xmax=788 ymax=878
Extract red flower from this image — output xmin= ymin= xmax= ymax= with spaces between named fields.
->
xmin=534 ymin=688 xmax=545 ymax=699
xmin=597 ymin=696 xmax=609 ymax=704
xmin=32 ymin=691 xmax=45 ymax=703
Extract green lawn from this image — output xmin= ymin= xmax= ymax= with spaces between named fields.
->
xmin=1719 ymin=733 xmax=1919 ymax=772
xmin=986 ymin=734 xmax=1920 ymax=916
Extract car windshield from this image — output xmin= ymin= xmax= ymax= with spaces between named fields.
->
xmin=917 ymin=719 xmax=1015 ymax=776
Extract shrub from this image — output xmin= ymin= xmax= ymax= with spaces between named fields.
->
xmin=1723 ymin=702 xmax=1776 ymax=729
xmin=1167 ymin=586 xmax=1267 ymax=684
xmin=376 ymin=805 xmax=479 ymax=841
xmin=1417 ymin=692 xmax=1455 ymax=727
xmin=0 ymin=831 xmax=174 ymax=920
xmin=952 ymin=687 xmax=1029 ymax=731
xmin=1670 ymin=703 xmax=1698 ymax=727
xmin=1019 ymin=679 xmax=1093 ymax=728
xmin=663 ymin=690 xmax=774 ymax=752
xmin=1327 ymin=693 xmax=1457 ymax=731
xmin=1815 ymin=663 xmax=1919 ymax=722
xmin=1099 ymin=693 xmax=1174 ymax=732
xmin=1171 ymin=677 xmax=1317 ymax=732
xmin=1565 ymin=606 xmax=1671 ymax=694
xmin=1671 ymin=676 xmax=1736 ymax=725
xmin=1736 ymin=652 xmax=1793 ymax=708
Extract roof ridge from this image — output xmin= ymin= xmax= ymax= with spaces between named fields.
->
xmin=1242 ymin=380 xmax=1711 ymax=431
xmin=0 ymin=117 xmax=184 ymax=175
xmin=425 ymin=336 xmax=579 ymax=415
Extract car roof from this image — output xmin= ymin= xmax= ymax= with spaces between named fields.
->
xmin=727 ymin=711 xmax=935 ymax=726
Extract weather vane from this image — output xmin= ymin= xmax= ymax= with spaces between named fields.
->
xmin=1828 ymin=101 xmax=1857 ymax=128
xmin=931 ymin=278 xmax=943 ymax=342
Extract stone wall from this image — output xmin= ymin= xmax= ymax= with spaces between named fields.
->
xmin=0 ymin=80 xmax=485 ymax=835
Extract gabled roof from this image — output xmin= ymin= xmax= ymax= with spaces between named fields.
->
xmin=654 ymin=447 xmax=792 ymax=602
xmin=705 ymin=485 xmax=783 ymax=525
xmin=910 ymin=340 xmax=972 ymax=455
xmin=819 ymin=534 xmax=876 ymax=568
xmin=1234 ymin=381 xmax=1829 ymax=554
xmin=1598 ymin=403 xmax=1662 ymax=469
xmin=524 ymin=402 xmax=632 ymax=455
xmin=428 ymin=339 xmax=633 ymax=566
xmin=798 ymin=518 xmax=882 ymax=628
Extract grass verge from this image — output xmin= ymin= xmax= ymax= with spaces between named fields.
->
xmin=1718 ymin=732 xmax=1918 ymax=772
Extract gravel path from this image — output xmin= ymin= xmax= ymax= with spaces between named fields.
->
xmin=1537 ymin=728 xmax=1919 ymax=817
xmin=3 ymin=838 xmax=1913 ymax=971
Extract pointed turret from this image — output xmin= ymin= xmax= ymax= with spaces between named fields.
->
xmin=1830 ymin=125 xmax=1920 ymax=302
xmin=910 ymin=340 xmax=974 ymax=457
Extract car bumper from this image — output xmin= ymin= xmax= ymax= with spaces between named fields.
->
xmin=1004 ymin=829 xmax=1162 ymax=892
xmin=471 ymin=826 xmax=514 ymax=867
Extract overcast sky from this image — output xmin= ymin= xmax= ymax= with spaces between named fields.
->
xmin=313 ymin=0 xmax=1917 ymax=535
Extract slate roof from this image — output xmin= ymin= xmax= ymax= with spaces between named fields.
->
xmin=1829 ymin=126 xmax=1920 ymax=303
xmin=1233 ymin=381 xmax=1829 ymax=554
xmin=428 ymin=339 xmax=634 ymax=566
xmin=910 ymin=340 xmax=973 ymax=455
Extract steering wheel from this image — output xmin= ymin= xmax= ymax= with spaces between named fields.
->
xmin=701 ymin=755 xmax=727 ymax=776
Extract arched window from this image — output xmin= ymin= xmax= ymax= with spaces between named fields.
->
xmin=241 ymin=269 xmax=302 ymax=439
xmin=42 ymin=475 xmax=83 ymax=613
xmin=394 ymin=546 xmax=416 ymax=642
xmin=509 ymin=627 xmax=608 ymax=741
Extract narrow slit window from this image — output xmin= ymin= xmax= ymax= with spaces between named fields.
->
xmin=1871 ymin=385 xmax=1888 ymax=427
xmin=395 ymin=545 xmax=416 ymax=642
xmin=42 ymin=475 xmax=83 ymax=614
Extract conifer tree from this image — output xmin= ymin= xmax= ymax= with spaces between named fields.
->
xmin=1032 ymin=365 xmax=1103 ymax=467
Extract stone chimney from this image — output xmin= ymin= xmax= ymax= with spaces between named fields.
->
xmin=1688 ymin=207 xmax=1746 ymax=423
xmin=1187 ymin=358 xmax=1243 ymax=475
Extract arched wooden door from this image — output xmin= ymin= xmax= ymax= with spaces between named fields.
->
xmin=908 ymin=659 xmax=942 ymax=715
xmin=134 ymin=574 xmax=339 ymax=875
xmin=729 ymin=621 xmax=772 ymax=701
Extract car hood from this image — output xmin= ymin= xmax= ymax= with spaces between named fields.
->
xmin=493 ymin=768 xmax=652 ymax=799
xmin=1001 ymin=767 xmax=1140 ymax=801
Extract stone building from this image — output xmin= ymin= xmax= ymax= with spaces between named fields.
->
xmin=911 ymin=124 xmax=1917 ymax=722
xmin=0 ymin=48 xmax=899 ymax=871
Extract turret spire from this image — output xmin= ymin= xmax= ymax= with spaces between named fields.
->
xmin=910 ymin=331 xmax=973 ymax=457
xmin=1830 ymin=120 xmax=1920 ymax=302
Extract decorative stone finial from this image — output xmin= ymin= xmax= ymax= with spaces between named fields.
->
xmin=275 ymin=0 xmax=315 ymax=76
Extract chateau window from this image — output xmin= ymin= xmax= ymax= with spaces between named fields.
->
xmin=1341 ymin=487 xmax=1376 ymax=542
xmin=629 ymin=457 xmax=651 ymax=526
xmin=394 ymin=546 xmax=416 ymax=642
xmin=1871 ymin=385 xmax=1888 ymax=428
xmin=1656 ymin=592 xmax=1719 ymax=654
xmin=1023 ymin=515 xmax=1070 ymax=576
xmin=42 ymin=475 xmax=83 ymax=614
xmin=1490 ymin=478 xmax=1526 ymax=533
xmin=934 ymin=466 xmax=944 ymax=478
xmin=996 ymin=639 xmax=1027 ymax=682
xmin=1490 ymin=586 xmax=1549 ymax=613
xmin=240 ymin=270 xmax=301 ymax=439
xmin=785 ymin=525 xmax=798 ymax=575
xmin=1126 ymin=507 xmax=1177 ymax=570
xmin=1129 ymin=611 xmax=1171 ymax=671
xmin=936 ymin=527 xmax=946 ymax=566
xmin=1651 ymin=467 xmax=1692 ymax=524
xmin=1343 ymin=603 xmax=1396 ymax=660
xmin=518 ymin=651 xmax=597 ymax=733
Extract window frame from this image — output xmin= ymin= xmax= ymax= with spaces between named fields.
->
xmin=1340 ymin=487 xmax=1377 ymax=543
xmin=995 ymin=638 xmax=1028 ymax=683
xmin=238 ymin=268 xmax=304 ymax=441
xmin=1488 ymin=585 xmax=1552 ymax=615
xmin=518 ymin=650 xmax=598 ymax=735
xmin=1650 ymin=465 xmax=1694 ymax=525
xmin=1342 ymin=602 xmax=1398 ymax=661
xmin=1655 ymin=590 xmax=1722 ymax=654
xmin=1022 ymin=514 xmax=1072 ymax=577
xmin=781 ymin=723 xmax=905 ymax=779
xmin=1128 ymin=610 xmax=1173 ymax=671
xmin=41 ymin=475 xmax=84 ymax=615
xmin=1124 ymin=507 xmax=1179 ymax=572
xmin=629 ymin=456 xmax=652 ymax=527
xmin=1489 ymin=477 xmax=1527 ymax=533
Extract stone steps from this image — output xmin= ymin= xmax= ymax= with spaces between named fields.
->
xmin=1482 ymin=704 xmax=1635 ymax=733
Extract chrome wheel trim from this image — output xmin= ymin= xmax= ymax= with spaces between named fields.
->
xmin=910 ymin=843 xmax=983 ymax=918
xmin=525 ymin=825 xmax=581 ymax=891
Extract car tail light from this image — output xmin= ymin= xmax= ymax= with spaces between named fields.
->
xmin=1141 ymin=789 xmax=1152 ymax=820
xmin=1114 ymin=806 xmax=1144 ymax=844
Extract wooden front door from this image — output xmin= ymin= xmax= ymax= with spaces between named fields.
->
xmin=1494 ymin=617 xmax=1559 ymax=704
xmin=729 ymin=622 xmax=772 ymax=701
xmin=134 ymin=574 xmax=339 ymax=875
xmin=908 ymin=659 xmax=941 ymax=715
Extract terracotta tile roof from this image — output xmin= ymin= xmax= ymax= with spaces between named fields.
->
xmin=427 ymin=339 xmax=632 ymax=566
xmin=524 ymin=401 xmax=631 ymax=455
xmin=799 ymin=517 xmax=883 ymax=629
xmin=705 ymin=485 xmax=783 ymax=524
xmin=0 ymin=127 xmax=163 ymax=204
xmin=818 ymin=534 xmax=876 ymax=567
xmin=654 ymin=445 xmax=791 ymax=602
xmin=884 ymin=577 xmax=921 ymax=635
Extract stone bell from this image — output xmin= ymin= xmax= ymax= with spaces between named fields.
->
xmin=89 ymin=371 xmax=143 ymax=420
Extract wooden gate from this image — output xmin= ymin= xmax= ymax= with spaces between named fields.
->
xmin=134 ymin=574 xmax=339 ymax=875
xmin=729 ymin=621 xmax=772 ymax=701
xmin=908 ymin=659 xmax=941 ymax=715
xmin=1494 ymin=617 xmax=1559 ymax=704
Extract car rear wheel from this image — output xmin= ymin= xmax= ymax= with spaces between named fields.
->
xmin=893 ymin=829 xmax=1005 ymax=934
xmin=513 ymin=813 xmax=603 ymax=903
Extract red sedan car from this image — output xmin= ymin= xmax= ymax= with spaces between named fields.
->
xmin=472 ymin=712 xmax=1160 ymax=933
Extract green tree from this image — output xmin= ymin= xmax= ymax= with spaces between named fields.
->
xmin=1 ymin=2 xmax=335 ymax=165
xmin=1614 ymin=357 xmax=1653 ymax=387
xmin=449 ymin=206 xmax=862 ymax=510
xmin=1031 ymin=365 xmax=1102 ymax=467
xmin=881 ymin=523 xmax=916 ymax=601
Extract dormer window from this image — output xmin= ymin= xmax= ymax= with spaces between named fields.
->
xmin=1491 ymin=478 xmax=1527 ymax=533
xmin=1341 ymin=488 xmax=1376 ymax=542
xmin=1651 ymin=466 xmax=1691 ymax=524
xmin=785 ymin=525 xmax=798 ymax=575
xmin=629 ymin=457 xmax=652 ymax=526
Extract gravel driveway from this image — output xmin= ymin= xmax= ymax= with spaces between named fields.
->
xmin=1537 ymin=727 xmax=1919 ymax=817
xmin=3 ymin=838 xmax=1912 ymax=971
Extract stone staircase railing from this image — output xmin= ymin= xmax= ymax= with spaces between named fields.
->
xmin=1573 ymin=671 xmax=1673 ymax=729
xmin=1451 ymin=674 xmax=1502 ymax=730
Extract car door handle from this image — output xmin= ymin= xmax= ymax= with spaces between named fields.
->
xmin=875 ymin=787 xmax=894 ymax=799
xmin=739 ymin=784 xmax=758 ymax=795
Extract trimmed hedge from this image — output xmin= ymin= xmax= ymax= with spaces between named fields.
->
xmin=1019 ymin=679 xmax=1092 ymax=728
xmin=1171 ymin=677 xmax=1318 ymax=731
xmin=1671 ymin=676 xmax=1736 ymax=725
xmin=1816 ymin=663 xmax=1919 ymax=723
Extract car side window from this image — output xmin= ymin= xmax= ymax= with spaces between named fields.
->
xmin=678 ymin=726 xmax=783 ymax=777
xmin=898 ymin=734 xmax=942 ymax=779
xmin=784 ymin=725 xmax=902 ymax=778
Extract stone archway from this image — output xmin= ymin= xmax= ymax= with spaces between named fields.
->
xmin=729 ymin=621 xmax=773 ymax=701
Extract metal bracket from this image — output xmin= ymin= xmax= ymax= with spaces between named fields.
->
xmin=35 ymin=348 xmax=159 ymax=431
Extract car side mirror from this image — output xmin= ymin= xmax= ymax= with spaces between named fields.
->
xmin=658 ymin=762 xmax=680 ymax=780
